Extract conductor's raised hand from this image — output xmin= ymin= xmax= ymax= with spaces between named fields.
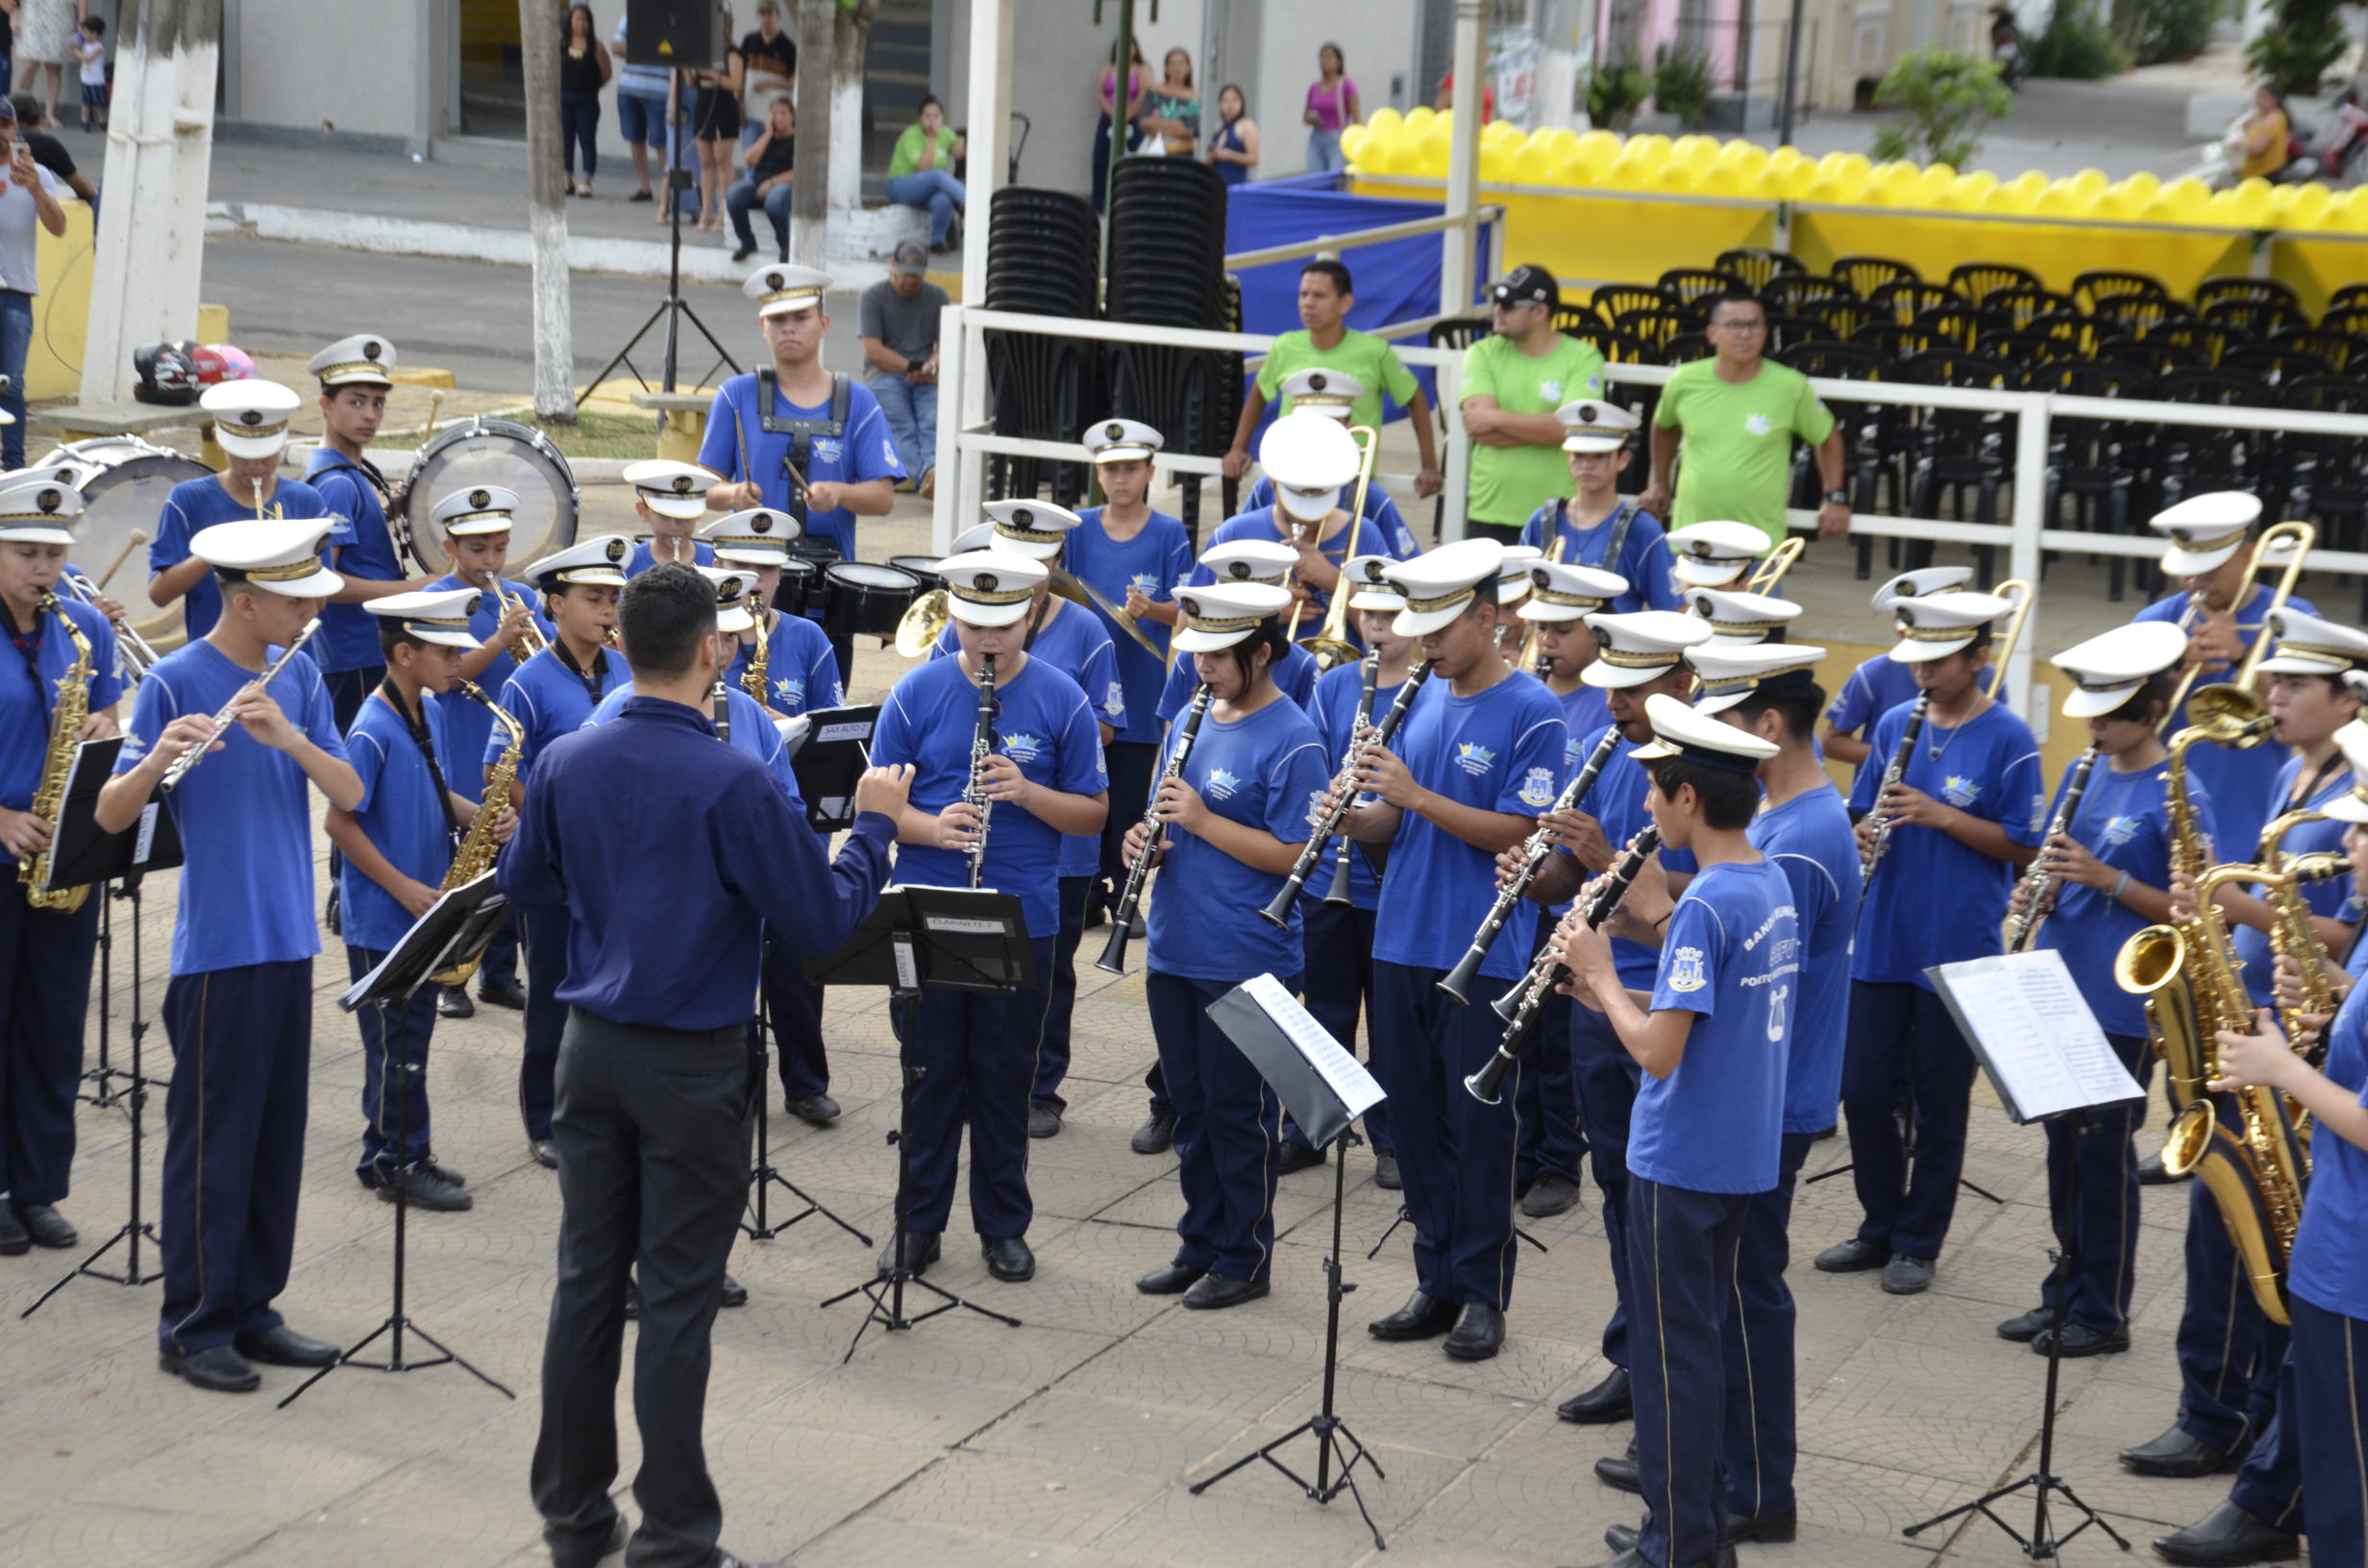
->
xmin=852 ymin=762 xmax=915 ymax=820
xmin=1149 ymin=774 xmax=1211 ymax=835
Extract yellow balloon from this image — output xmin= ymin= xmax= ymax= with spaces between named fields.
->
xmin=1381 ymin=132 xmax=1425 ymax=177
xmin=1954 ymin=169 xmax=2000 ymax=200
xmin=2089 ymin=188 xmax=2133 ymax=221
xmin=1417 ymin=128 xmax=1451 ymax=178
xmin=2120 ymin=170 xmax=2161 ymax=204
xmin=1553 ymin=150 xmax=1593 ymax=187
xmin=2070 ymin=168 xmax=2109 ymax=200
xmin=1577 ymin=129 xmax=1620 ymax=160
xmin=1606 ymin=149 xmax=1653 ymax=189
xmin=2229 ymin=179 xmax=2274 ymax=227
xmin=1836 ymin=152 xmax=1874 ymax=182
xmin=1803 ymin=174 xmax=1853 ymax=205
xmin=1696 ymin=163 xmax=1744 ymax=197
xmin=1479 ymin=138 xmax=1517 ymax=183
xmin=2008 ymin=170 xmax=2047 ymax=200
xmin=1635 ymin=134 xmax=1674 ymax=160
xmin=1341 ymin=126 xmax=1371 ymax=162
xmin=1767 ymin=145 xmax=1809 ymax=173
xmin=1815 ymin=150 xmax=1851 ymax=176
xmin=1512 ymin=139 xmax=1558 ymax=184
xmin=1405 ymin=106 xmax=1438 ymax=135
xmin=1747 ymin=164 xmax=1793 ymax=201
xmin=1650 ymin=159 xmax=1698 ymax=194
xmin=2035 ymin=179 xmax=2084 ymax=216
xmin=1874 ymin=162 xmax=1920 ymax=205
xmin=1483 ymin=118 xmax=1521 ymax=148
xmin=1726 ymin=143 xmax=1770 ymax=180
xmin=1367 ymin=108 xmax=1404 ymax=138
xmin=1914 ymin=163 xmax=1958 ymax=200
xmin=1979 ymin=181 xmax=2029 ymax=214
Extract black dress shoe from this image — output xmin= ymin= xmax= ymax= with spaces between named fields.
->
xmin=421 ymin=1157 xmax=465 ymax=1188
xmin=15 ymin=1201 xmax=76 ymax=1248
xmin=1027 ymin=1103 xmax=1062 ymax=1139
xmin=1880 ymin=1254 xmax=1935 ymax=1294
xmin=530 ymin=1139 xmax=559 ymax=1169
xmin=1137 ymin=1262 xmax=1204 ymax=1295
xmin=1277 ymin=1140 xmax=1326 ymax=1174
xmin=878 ymin=1231 xmax=941 ymax=1279
xmin=0 ymin=1202 xmax=27 ymax=1255
xmin=1373 ymin=1150 xmax=1402 ymax=1189
xmin=235 ymin=1325 xmax=341 ymax=1367
xmin=545 ymin=1513 xmax=629 ymax=1568
xmin=720 ymin=1273 xmax=748 ymax=1308
xmin=1603 ymin=1518 xmax=1770 ymax=1556
xmin=1130 ymin=1107 xmax=1175 ymax=1155
xmin=1443 ymin=1303 xmax=1506 ymax=1360
xmin=1813 ymin=1237 xmax=1890 ymax=1272
xmin=2034 ymin=1321 xmax=2129 ymax=1357
xmin=2120 ymin=1424 xmax=2235 ymax=1477
xmin=1520 ymin=1171 xmax=1582 ymax=1216
xmin=1997 ymin=1307 xmax=2051 ymax=1342
xmin=982 ymin=1236 xmax=1035 ymax=1282
xmin=1368 ymin=1289 xmax=1459 ymax=1340
xmin=1558 ymin=1365 xmax=1633 ymax=1424
xmin=787 ymin=1093 xmax=841 ymax=1125
xmin=1183 ymin=1272 xmax=1270 ymax=1310
xmin=1595 ymin=1452 xmax=1641 ymax=1494
xmin=160 ymin=1344 xmax=260 ymax=1392
xmin=379 ymin=1166 xmax=473 ymax=1212
xmin=478 ymin=977 xmax=527 ymax=1010
xmin=731 ymin=241 xmax=757 ymax=261
xmin=2152 ymin=1500 xmax=2301 ymax=1565
xmin=437 ymin=986 xmax=475 ymax=1019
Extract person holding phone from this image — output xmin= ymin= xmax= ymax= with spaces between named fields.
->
xmin=0 ymin=96 xmax=62 ymax=469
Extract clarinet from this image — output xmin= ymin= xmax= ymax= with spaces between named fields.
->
xmin=1261 ymin=659 xmax=1436 ymax=927
xmin=964 ymin=654 xmax=998 ymax=888
xmin=712 ymin=678 xmax=732 ymax=744
xmin=1095 ymin=682 xmax=1214 ymax=975
xmin=157 ymin=619 xmax=324 ymax=796
xmin=1468 ymin=824 xmax=1662 ymax=1104
xmin=1438 ymin=724 xmax=1624 ymax=1005
xmin=1320 ymin=649 xmax=1382 ymax=906
xmin=2005 ymin=742 xmax=2100 ymax=954
xmin=1856 ymin=689 xmax=1931 ymax=916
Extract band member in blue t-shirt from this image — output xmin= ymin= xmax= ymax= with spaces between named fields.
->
xmin=327 ymin=587 xmax=513 ymax=1214
xmin=1327 ymin=538 xmax=1566 ymax=1363
xmin=1553 ymin=692 xmax=1793 ymax=1568
xmin=872 ymin=551 xmax=1109 ymax=1286
xmin=146 ymin=381 xmax=332 ymax=648
xmin=1156 ymin=538 xmax=1321 ymax=725
xmin=622 ymin=459 xmax=721 ymax=577
xmin=1827 ymin=591 xmax=2045 ymax=1296
xmin=307 ymin=335 xmax=432 ymax=730
xmin=1124 ymin=582 xmax=1330 ymax=1310
xmin=98 ymin=517 xmax=365 ymax=1395
xmin=1238 ymin=375 xmax=1419 ymax=582
xmin=1517 ymin=399 xmax=1681 ymax=617
xmin=0 ymin=477 xmax=123 ymax=1259
xmin=493 ymin=536 xmax=630 ymax=1168
xmin=1821 ymin=567 xmax=1970 ymax=785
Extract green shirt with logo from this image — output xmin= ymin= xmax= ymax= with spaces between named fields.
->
xmin=1653 ymin=357 xmax=1835 ymax=551
xmin=1458 ymin=331 xmax=1608 ymax=527
xmin=1254 ymin=328 xmax=1422 ymax=431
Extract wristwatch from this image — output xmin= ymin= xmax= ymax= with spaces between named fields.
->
xmin=1824 ymin=488 xmax=1851 ymax=507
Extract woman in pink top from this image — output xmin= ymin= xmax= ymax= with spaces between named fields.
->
xmin=1092 ymin=38 xmax=1149 ymax=212
xmin=1302 ymin=43 xmax=1359 ymax=174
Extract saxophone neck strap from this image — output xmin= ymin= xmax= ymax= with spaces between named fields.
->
xmin=379 ymin=680 xmax=464 ymax=849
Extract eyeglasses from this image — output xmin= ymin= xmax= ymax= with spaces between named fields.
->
xmin=1709 ymin=317 xmax=1767 ymax=333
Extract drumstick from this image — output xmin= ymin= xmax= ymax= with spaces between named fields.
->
xmin=424 ymin=388 xmax=446 ymax=439
xmin=733 ymin=402 xmax=754 ymax=499
xmin=95 ymin=528 xmax=147 ymax=591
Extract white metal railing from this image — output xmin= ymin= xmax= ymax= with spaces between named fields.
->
xmin=1220 ymin=204 xmax=1505 ymax=271
xmin=934 ymin=309 xmax=2368 ymax=722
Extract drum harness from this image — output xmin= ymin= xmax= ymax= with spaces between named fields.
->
xmin=758 ymin=370 xmax=851 ymax=568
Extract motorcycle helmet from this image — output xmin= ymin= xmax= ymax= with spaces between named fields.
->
xmin=132 ymin=340 xmax=201 ymax=405
xmin=192 ymin=343 xmax=257 ymax=384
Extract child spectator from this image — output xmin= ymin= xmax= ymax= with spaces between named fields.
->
xmin=72 ymin=16 xmax=102 ymax=133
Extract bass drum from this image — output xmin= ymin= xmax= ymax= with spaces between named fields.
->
xmin=34 ymin=438 xmax=213 ymax=652
xmin=390 ymin=417 xmax=580 ymax=573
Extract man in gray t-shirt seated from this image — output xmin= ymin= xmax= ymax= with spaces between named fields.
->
xmin=858 ymin=239 xmax=951 ymax=499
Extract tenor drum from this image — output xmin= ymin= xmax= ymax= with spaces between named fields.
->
xmin=37 ymin=438 xmax=213 ymax=651
xmin=821 ymin=561 xmax=921 ymax=641
xmin=888 ymin=554 xmax=947 ymax=595
xmin=391 ymin=417 xmax=580 ymax=572
xmin=772 ymin=556 xmax=818 ymax=619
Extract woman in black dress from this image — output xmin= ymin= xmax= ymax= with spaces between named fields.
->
xmin=685 ymin=35 xmax=744 ymax=232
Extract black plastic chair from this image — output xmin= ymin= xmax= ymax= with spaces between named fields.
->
xmin=1899 ymin=350 xmax=2021 ymax=579
xmin=2150 ymin=321 xmax=2235 ymax=368
xmin=2328 ymin=282 xmax=2368 ymax=313
xmin=2093 ymin=334 xmax=2205 ymax=379
xmin=2034 ymin=360 xmax=2157 ymax=600
xmin=1591 ymin=284 xmax=1678 ymax=323
xmin=1613 ymin=306 xmax=1690 ymax=354
xmin=1662 ymin=331 xmax=1714 ymax=366
xmin=2278 ymin=378 xmax=2368 ymax=590
xmin=2071 ymin=269 xmax=2171 ymax=312
xmin=1764 ymin=274 xmax=1857 ymax=313
xmin=2220 ymin=343 xmax=2333 ymax=387
xmin=1554 ymin=300 xmax=1613 ymax=335
xmin=2317 ymin=306 xmax=2368 ymax=344
xmin=1867 ymin=279 xmax=1958 ymax=325
xmin=1832 ymin=256 xmax=1921 ymax=297
xmin=1715 ymin=248 xmax=1807 ymax=289
xmin=1988 ymin=331 xmax=2082 ymax=370
xmin=1949 ymin=261 xmax=2043 ymax=304
xmin=2149 ymin=368 xmax=2273 ymax=513
xmin=1762 ymin=310 xmax=1833 ymax=355
xmin=2195 ymin=276 xmax=2302 ymax=313
xmin=2203 ymin=297 xmax=2310 ymax=339
xmin=1986 ymin=287 xmax=2076 ymax=331
xmin=2091 ymin=295 xmax=2195 ymax=340
xmin=2269 ymin=329 xmax=2358 ymax=375
xmin=1805 ymin=296 xmax=1878 ymax=340
xmin=2024 ymin=310 xmax=2105 ymax=356
xmin=1782 ymin=341 xmax=1903 ymax=559
xmin=1855 ymin=322 xmax=1939 ymax=361
xmin=1660 ymin=267 xmax=1741 ymax=312
xmin=1916 ymin=304 xmax=2016 ymax=354
xmin=1426 ymin=315 xmax=1493 ymax=541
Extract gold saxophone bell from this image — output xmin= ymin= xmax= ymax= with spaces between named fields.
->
xmin=895 ymin=587 xmax=950 ymax=658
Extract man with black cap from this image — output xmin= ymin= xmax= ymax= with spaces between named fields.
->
xmin=1460 ymin=264 xmax=1608 ymax=550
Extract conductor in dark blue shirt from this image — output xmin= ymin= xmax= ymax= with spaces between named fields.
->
xmin=502 ymin=562 xmax=910 ymax=1568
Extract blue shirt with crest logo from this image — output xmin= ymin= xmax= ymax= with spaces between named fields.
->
xmin=147 ymin=476 xmax=332 ymax=642
xmin=1517 ymin=499 xmax=1683 ymax=616
xmin=2230 ymin=751 xmax=2355 ymax=1008
xmin=1748 ymin=786 xmax=1861 ymax=1131
xmin=1568 ymin=725 xmax=1665 ymax=987
xmin=1158 ymin=639 xmax=1319 ymax=724
xmin=338 ymin=690 xmax=463 ymax=953
xmin=1303 ymin=659 xmax=1406 ymax=912
xmin=1187 ymin=504 xmax=1421 ymax=643
xmin=425 ymin=572 xmax=555 ymax=769
xmin=1 ymin=594 xmax=123 ymax=870
xmin=696 ymin=373 xmax=906 ymax=562
xmin=1069 ymin=504 xmax=1194 ymax=744
xmin=727 ymin=607 xmax=844 ymax=718
xmin=491 ymin=643 xmax=624 ymax=782
xmin=307 ymin=453 xmax=405 ymax=674
xmin=1822 ymin=651 xmax=1923 ymax=788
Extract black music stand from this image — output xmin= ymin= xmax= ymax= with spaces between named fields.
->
xmin=743 ymin=972 xmax=872 ymax=1249
xmin=1187 ymin=978 xmax=1389 ymax=1549
xmin=281 ymin=873 xmax=516 ymax=1409
xmin=812 ymin=886 xmax=1033 ymax=1361
xmin=22 ymin=736 xmax=182 ymax=1315
xmin=782 ymin=704 xmax=882 ymax=832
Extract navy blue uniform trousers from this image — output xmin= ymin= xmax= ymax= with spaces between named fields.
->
xmin=346 ymin=944 xmax=442 ymax=1184
xmin=1097 ymin=739 xmax=1158 ymax=898
xmin=2291 ymin=1297 xmax=2368 ymax=1567
xmin=1029 ymin=874 xmax=1095 ymax=1112
xmin=521 ymin=906 xmax=573 ymax=1140
xmin=158 ymin=960 xmax=311 ymax=1356
xmin=1631 ymin=1176 xmax=1754 ymax=1568
xmin=1147 ymin=969 xmax=1289 ymax=1281
xmin=890 ymin=933 xmax=1054 ymax=1238
xmin=1369 ymin=959 xmax=1523 ymax=1311
xmin=1515 ymin=914 xmax=1584 ymax=1190
xmin=1722 ymin=1130 xmax=1813 ymax=1521
xmin=2036 ymin=1033 xmax=2148 ymax=1335
xmin=1841 ymin=978 xmax=1981 ymax=1261
xmin=757 ymin=930 xmax=830 ymax=1103
xmin=2228 ymin=1347 xmax=2307 ymax=1534
xmin=0 ymin=891 xmax=100 ymax=1206
xmin=471 ymin=906 xmax=520 ymax=992
xmin=1288 ymin=898 xmax=1393 ymax=1155
xmin=1569 ymin=998 xmax=1643 ymax=1369
xmin=2177 ymin=1091 xmax=2287 ymax=1457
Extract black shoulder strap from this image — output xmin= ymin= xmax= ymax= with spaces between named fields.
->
xmin=1601 ymin=499 xmax=1640 ymax=576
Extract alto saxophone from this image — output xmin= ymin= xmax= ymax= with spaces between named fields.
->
xmin=2257 ymin=806 xmax=2343 ymax=1055
xmin=430 ymin=681 xmax=525 ymax=987
xmin=18 ymin=592 xmax=93 ymax=914
xmin=742 ymin=619 xmax=771 ymax=706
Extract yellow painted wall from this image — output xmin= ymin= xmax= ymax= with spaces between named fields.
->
xmin=26 ymin=202 xmax=93 ymax=402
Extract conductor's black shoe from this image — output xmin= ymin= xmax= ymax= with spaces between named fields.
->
xmin=1183 ymin=1272 xmax=1269 ymax=1310
xmin=379 ymin=1166 xmax=472 ymax=1212
xmin=720 ymin=1273 xmax=748 ymax=1308
xmin=0 ymin=1202 xmax=27 ymax=1255
xmin=983 ymin=1236 xmax=1035 ymax=1282
xmin=1606 ymin=1510 xmax=1794 ymax=1553
xmin=1137 ymin=1262 xmax=1204 ymax=1295
xmin=1813 ymin=1237 xmax=1889 ymax=1273
xmin=1130 ymin=1108 xmax=1176 ymax=1155
xmin=160 ymin=1344 xmax=260 ymax=1392
xmin=787 ymin=1093 xmax=841 ymax=1126
xmin=1520 ymin=1172 xmax=1581 ymax=1217
xmin=878 ymin=1231 xmax=941 ymax=1280
xmin=544 ymin=1512 xmax=629 ymax=1568
xmin=2035 ymin=1321 xmax=2129 ymax=1357
xmin=1557 ymin=1365 xmax=1633 ymax=1424
xmin=2120 ymin=1425 xmax=2236 ymax=1478
xmin=235 ymin=1325 xmax=341 ymax=1367
xmin=1027 ymin=1103 xmax=1062 ymax=1139
xmin=437 ymin=986 xmax=475 ymax=1018
xmin=1996 ymin=1307 xmax=2051 ymax=1342
xmin=530 ymin=1139 xmax=559 ymax=1169
xmin=1880 ymin=1254 xmax=1936 ymax=1293
xmin=1594 ymin=1451 xmax=1642 ymax=1495
xmin=1369 ymin=1288 xmax=1459 ymax=1340
xmin=478 ymin=978 xmax=527 ymax=1010
xmin=1277 ymin=1140 xmax=1326 ymax=1174
xmin=1443 ymin=1303 xmax=1506 ymax=1360
xmin=15 ymin=1202 xmax=76 ymax=1248
xmin=1373 ymin=1150 xmax=1401 ymax=1189
xmin=2152 ymin=1500 xmax=2301 ymax=1565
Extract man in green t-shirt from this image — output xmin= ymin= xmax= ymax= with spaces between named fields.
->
xmin=1459 ymin=264 xmax=1607 ymax=548
xmin=1640 ymin=289 xmax=1851 ymax=553
xmin=1224 ymin=258 xmax=1443 ymax=500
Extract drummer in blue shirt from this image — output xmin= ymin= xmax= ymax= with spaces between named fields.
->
xmin=97 ymin=516 xmax=365 ymax=1395
xmin=1125 ymin=581 xmax=1332 ymax=1310
xmin=1156 ymin=538 xmax=1320 ymax=723
xmin=1825 ymin=590 xmax=2045 ymax=1296
xmin=703 ymin=507 xmax=843 ymax=722
xmin=1552 ymin=692 xmax=1794 ymax=1568
xmin=424 ymin=485 xmax=551 ymax=1019
xmin=1517 ymin=399 xmax=1682 ymax=617
xmin=326 ymin=586 xmax=510 ymax=1215
xmin=621 ymin=459 xmax=720 ymax=577
xmin=700 ymin=263 xmax=905 ymax=690
xmin=146 ymin=380 xmax=333 ymax=648
xmin=493 ymin=534 xmax=631 ymax=1168
xmin=307 ymin=334 xmax=433 ymax=731
xmin=1239 ymin=370 xmax=1422 ymax=567
xmin=872 ymin=551 xmax=1110 ymax=1286
xmin=1820 ymin=567 xmax=1971 ymax=787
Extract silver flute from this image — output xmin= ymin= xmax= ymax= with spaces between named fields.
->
xmin=157 ymin=619 xmax=323 ymax=795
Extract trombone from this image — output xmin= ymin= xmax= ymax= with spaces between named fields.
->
xmin=1984 ymin=578 xmax=2035 ymax=700
xmin=1293 ymin=424 xmax=1379 ymax=670
xmin=2157 ymin=521 xmax=2314 ymax=735
xmin=1744 ymin=535 xmax=1805 ymax=596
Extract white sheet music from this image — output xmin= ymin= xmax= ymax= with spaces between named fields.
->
xmin=1933 ymin=951 xmax=2145 ymax=1123
xmin=1243 ymin=972 xmax=1387 ymax=1119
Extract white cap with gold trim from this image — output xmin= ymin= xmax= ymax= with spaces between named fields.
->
xmin=2257 ymin=608 xmax=2368 ymax=677
xmin=308 ymin=333 xmax=398 ymax=389
xmin=696 ymin=565 xmax=759 ymax=634
xmin=1580 ymin=609 xmax=1714 ymax=689
xmin=701 ymin=506 xmax=802 ymax=563
xmin=743 ymin=261 xmax=831 ymax=318
xmin=1199 ymin=538 xmax=1297 ymax=587
xmin=1556 ymin=398 xmax=1640 ymax=453
xmin=1278 ymin=367 xmax=1364 ymax=420
xmin=1687 ymin=642 xmax=1827 ymax=717
xmin=202 ymin=380 xmax=303 ymax=460
xmin=983 ymin=499 xmax=1082 ymax=562
xmin=528 ymin=534 xmax=631 ymax=591
xmin=1174 ymin=581 xmax=1294 ymax=651
xmin=1887 ymin=590 xmax=2013 ymax=663
xmin=1517 ymin=559 xmax=1628 ymax=623
xmin=1086 ymin=418 xmax=1164 ymax=463
xmin=192 ymin=517 xmax=343 ymax=599
xmin=363 ymin=586 xmax=482 ymax=649
xmin=1260 ymin=412 xmax=1363 ymax=522
xmin=1383 ymin=536 xmax=1503 ymax=637
xmin=1630 ymin=691 xmax=1782 ymax=771
xmin=940 ymin=551 xmax=1048 ymax=628
xmin=2051 ymin=622 xmax=2189 ymax=718
xmin=1341 ymin=552 xmax=1405 ymax=612
xmin=2151 ymin=492 xmax=2262 ymax=577
xmin=0 ymin=471 xmax=83 ymax=544
xmin=431 ymin=484 xmax=521 ymax=538
xmin=1871 ymin=565 xmax=1973 ymax=612
xmin=1665 ymin=521 xmax=1768 ymax=588
xmin=624 ymin=458 xmax=721 ymax=521
xmin=1688 ymin=586 xmax=1802 ymax=649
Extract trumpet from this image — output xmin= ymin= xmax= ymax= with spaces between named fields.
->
xmin=1438 ymin=724 xmax=1621 ymax=1005
xmin=964 ymin=654 xmax=998 ymax=888
xmin=157 ymin=619 xmax=323 ymax=796
xmin=2004 ymin=742 xmax=2100 ymax=953
xmin=1096 ymin=683 xmax=1213 ymax=975
xmin=1261 ymin=658 xmax=1435 ymax=925
xmin=497 ymin=578 xmax=549 ymax=660
xmin=2158 ymin=521 xmax=2314 ymax=736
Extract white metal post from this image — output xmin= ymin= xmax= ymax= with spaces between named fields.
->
xmin=931 ymin=304 xmax=965 ymax=553
xmin=2008 ymin=393 xmax=2050 ymax=722
xmin=1438 ymin=355 xmax=1468 ymax=541
xmin=1439 ymin=0 xmax=1487 ymax=318
xmin=954 ymin=0 xmax=1012 ymax=533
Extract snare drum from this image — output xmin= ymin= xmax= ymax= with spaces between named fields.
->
xmin=37 ymin=439 xmax=213 ymax=652
xmin=392 ymin=417 xmax=580 ymax=572
xmin=888 ymin=554 xmax=947 ymax=595
xmin=772 ymin=556 xmax=818 ymax=620
xmin=821 ymin=561 xmax=921 ymax=642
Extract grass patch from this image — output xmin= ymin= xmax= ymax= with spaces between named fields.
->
xmin=510 ymin=409 xmax=667 ymax=460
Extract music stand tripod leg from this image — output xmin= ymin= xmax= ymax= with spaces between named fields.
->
xmin=743 ymin=989 xmax=871 ymax=1247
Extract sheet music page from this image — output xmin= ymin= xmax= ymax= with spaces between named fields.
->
xmin=1936 ymin=951 xmax=2143 ymax=1121
xmin=1242 ymin=972 xmax=1387 ymax=1118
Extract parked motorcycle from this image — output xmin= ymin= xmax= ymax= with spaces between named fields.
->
xmin=1991 ymin=4 xmax=2030 ymax=89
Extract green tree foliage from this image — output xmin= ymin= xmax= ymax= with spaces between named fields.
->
xmin=1869 ymin=48 xmax=2016 ymax=167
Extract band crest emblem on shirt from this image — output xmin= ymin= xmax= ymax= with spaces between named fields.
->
xmin=1518 ymin=766 xmax=1556 ymax=808
xmin=1666 ymin=946 xmax=1708 ymax=992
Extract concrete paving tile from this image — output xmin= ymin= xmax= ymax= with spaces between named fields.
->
xmin=785 ymin=1514 xmax=1095 ymax=1567
xmin=1082 ymin=1478 xmax=1391 ymax=1567
xmin=868 ymin=1448 xmax=1170 ymax=1548
xmin=64 ymin=1431 xmax=404 ymax=1522
xmin=969 ymin=1385 xmax=1302 ymax=1481
xmin=703 ymin=1423 xmax=950 ymax=1542
xmin=192 ymin=1519 xmax=527 ymax=1568
xmin=0 ymin=1505 xmax=269 ymax=1568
